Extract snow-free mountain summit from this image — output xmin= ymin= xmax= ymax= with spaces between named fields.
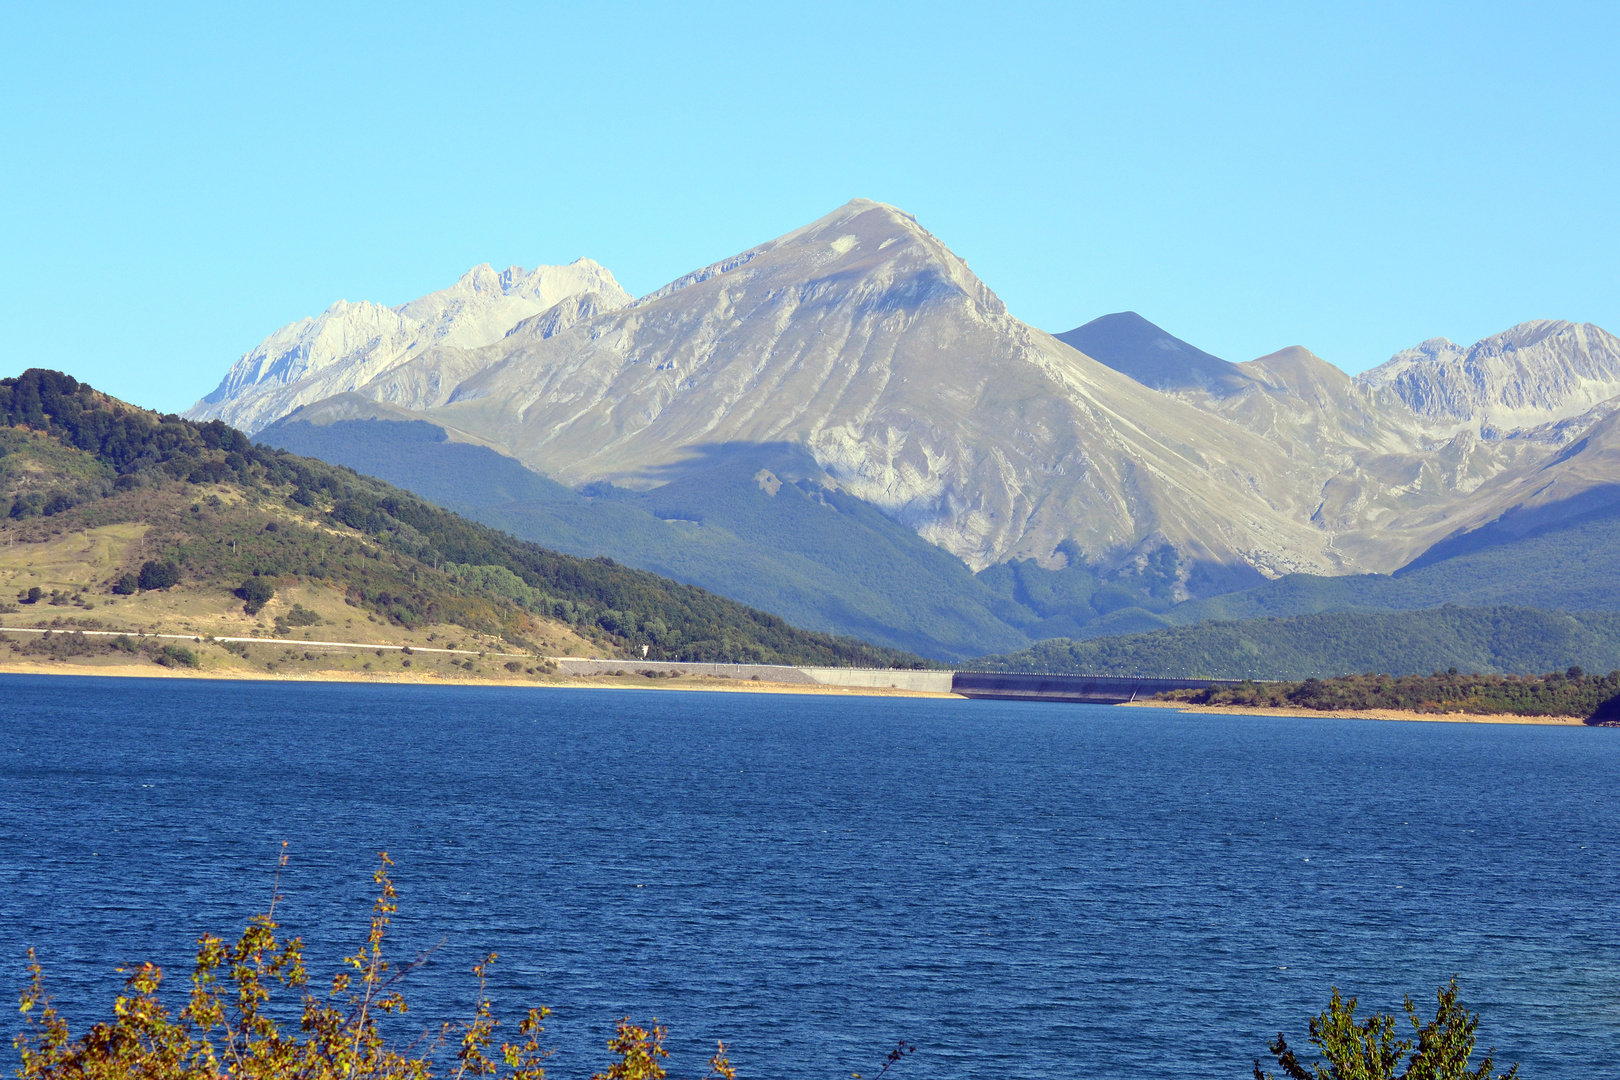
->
xmin=191 ymin=259 xmax=631 ymax=433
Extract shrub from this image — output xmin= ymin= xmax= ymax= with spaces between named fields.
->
xmin=152 ymin=644 xmax=199 ymax=668
xmin=21 ymin=630 xmax=98 ymax=659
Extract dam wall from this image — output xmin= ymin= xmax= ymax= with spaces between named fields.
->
xmin=552 ymin=659 xmax=1239 ymax=702
xmin=553 ymin=658 xmax=954 ymax=692
xmin=800 ymin=667 xmax=956 ymax=692
xmin=950 ymin=671 xmax=1242 ymax=703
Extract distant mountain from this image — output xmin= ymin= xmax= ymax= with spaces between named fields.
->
xmin=1357 ymin=320 xmax=1620 ymax=432
xmin=224 ymin=200 xmax=1348 ymax=587
xmin=1054 ymin=312 xmax=1251 ymax=395
xmin=187 ymin=261 xmax=631 ymax=433
xmin=188 ymin=202 xmax=1620 ymax=665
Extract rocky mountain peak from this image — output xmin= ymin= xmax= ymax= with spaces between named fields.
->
xmin=187 ymin=258 xmax=631 ymax=433
xmin=632 ymin=198 xmax=1001 ymax=318
xmin=1356 ymin=320 xmax=1620 ymax=431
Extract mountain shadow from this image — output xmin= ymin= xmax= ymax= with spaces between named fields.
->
xmin=1399 ymin=486 xmax=1620 ymax=573
xmin=1162 ymin=497 xmax=1620 ymax=625
xmin=257 ymin=413 xmax=1245 ymax=660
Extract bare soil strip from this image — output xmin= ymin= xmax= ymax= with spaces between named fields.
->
xmin=0 ymin=625 xmax=525 ymax=657
xmin=0 ymin=656 xmax=960 ymax=698
xmin=1127 ymin=699 xmax=1588 ymax=726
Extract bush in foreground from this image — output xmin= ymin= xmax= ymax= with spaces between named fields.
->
xmin=1256 ymin=979 xmax=1517 ymax=1080
xmin=13 ymin=852 xmax=735 ymax=1080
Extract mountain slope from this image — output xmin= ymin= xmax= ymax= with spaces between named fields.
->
xmin=4 ymin=369 xmax=927 ymax=669
xmin=1151 ymin=497 xmax=1620 ymax=627
xmin=258 ymin=408 xmax=1198 ymax=658
xmin=258 ymin=411 xmax=1026 ymax=658
xmin=188 ymin=261 xmax=632 ymax=433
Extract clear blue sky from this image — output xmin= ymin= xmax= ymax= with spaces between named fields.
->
xmin=3 ymin=2 xmax=1616 ymax=413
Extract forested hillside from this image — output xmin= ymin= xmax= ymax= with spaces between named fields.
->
xmin=0 ymin=370 xmax=926 ymax=668
xmin=1162 ymin=503 xmax=1620 ymax=624
xmin=970 ymin=605 xmax=1620 ymax=680
xmin=1160 ymin=669 xmax=1620 ymax=721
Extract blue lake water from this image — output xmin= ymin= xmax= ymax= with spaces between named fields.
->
xmin=2 ymin=674 xmax=1617 ymax=1078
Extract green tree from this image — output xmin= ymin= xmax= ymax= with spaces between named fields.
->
xmin=138 ymin=560 xmax=180 ymax=591
xmin=1256 ymin=979 xmax=1517 ymax=1080
xmin=238 ymin=575 xmax=277 ymax=614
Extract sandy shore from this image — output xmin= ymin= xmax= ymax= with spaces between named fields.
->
xmin=1126 ymin=699 xmax=1591 ymax=726
xmin=0 ymin=658 xmax=961 ymax=699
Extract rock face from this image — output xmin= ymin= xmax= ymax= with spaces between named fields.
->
xmin=188 ymin=199 xmax=1620 ymax=593
xmin=1356 ymin=320 xmax=1620 ymax=432
xmin=186 ymin=260 xmax=631 ymax=433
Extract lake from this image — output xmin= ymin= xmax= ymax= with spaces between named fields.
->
xmin=2 ymin=675 xmax=1617 ymax=1078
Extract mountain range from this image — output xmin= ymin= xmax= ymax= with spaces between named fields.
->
xmin=186 ymin=200 xmax=1620 ymax=663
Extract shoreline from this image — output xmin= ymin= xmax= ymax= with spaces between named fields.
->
xmin=0 ymin=659 xmax=962 ymax=699
xmin=1126 ymin=699 xmax=1592 ymax=727
xmin=0 ymin=660 xmax=1605 ymax=720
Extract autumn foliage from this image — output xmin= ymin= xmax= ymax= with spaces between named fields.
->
xmin=13 ymin=851 xmax=734 ymax=1080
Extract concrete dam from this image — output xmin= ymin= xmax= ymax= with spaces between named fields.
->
xmin=553 ymin=658 xmax=1241 ymax=703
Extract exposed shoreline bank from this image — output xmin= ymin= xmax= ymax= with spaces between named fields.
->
xmin=1126 ymin=699 xmax=1592 ymax=726
xmin=0 ymin=659 xmax=961 ymax=698
xmin=2 ymin=659 xmax=1609 ymax=723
